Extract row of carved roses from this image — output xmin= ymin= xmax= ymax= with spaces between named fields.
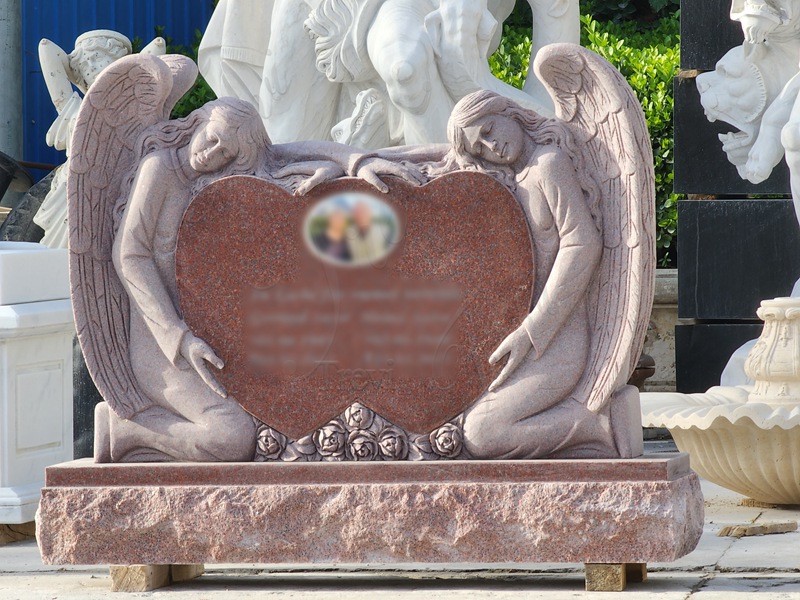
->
xmin=254 ymin=402 xmax=464 ymax=461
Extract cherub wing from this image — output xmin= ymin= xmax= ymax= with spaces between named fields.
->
xmin=534 ymin=43 xmax=656 ymax=413
xmin=68 ymin=54 xmax=198 ymax=419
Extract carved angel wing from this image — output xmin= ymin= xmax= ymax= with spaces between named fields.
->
xmin=534 ymin=43 xmax=656 ymax=413
xmin=68 ymin=54 xmax=198 ymax=419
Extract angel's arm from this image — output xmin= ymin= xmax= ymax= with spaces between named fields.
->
xmin=521 ymin=150 xmax=602 ymax=359
xmin=370 ymin=144 xmax=450 ymax=164
xmin=274 ymin=140 xmax=448 ymax=170
xmin=272 ymin=141 xmax=430 ymax=192
xmin=111 ymin=155 xmax=191 ymax=367
xmin=39 ymin=39 xmax=75 ymax=113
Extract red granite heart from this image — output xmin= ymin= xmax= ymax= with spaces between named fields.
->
xmin=176 ymin=173 xmax=533 ymax=439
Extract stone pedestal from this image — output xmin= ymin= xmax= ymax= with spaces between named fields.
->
xmin=0 ymin=243 xmax=73 ymax=524
xmin=675 ymin=200 xmax=800 ymax=393
xmin=37 ymin=455 xmax=703 ymax=590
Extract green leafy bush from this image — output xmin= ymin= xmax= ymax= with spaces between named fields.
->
xmin=490 ymin=13 xmax=680 ymax=266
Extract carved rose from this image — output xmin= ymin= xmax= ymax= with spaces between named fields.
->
xmin=255 ymin=426 xmax=287 ymax=461
xmin=378 ymin=426 xmax=409 ymax=460
xmin=346 ymin=430 xmax=379 ymax=461
xmin=313 ymin=420 xmax=348 ymax=458
xmin=344 ymin=402 xmax=375 ymax=430
xmin=430 ymin=423 xmax=463 ymax=459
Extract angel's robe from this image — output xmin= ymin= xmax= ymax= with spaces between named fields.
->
xmin=109 ymin=148 xmax=255 ymax=461
xmin=463 ymin=144 xmax=617 ymax=459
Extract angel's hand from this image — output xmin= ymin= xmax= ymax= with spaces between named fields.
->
xmin=487 ymin=326 xmax=533 ymax=392
xmin=274 ymin=161 xmax=346 ymax=196
xmin=356 ymin=157 xmax=426 ymax=193
xmin=180 ymin=333 xmax=227 ymax=398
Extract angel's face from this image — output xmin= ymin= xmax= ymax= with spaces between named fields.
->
xmin=462 ymin=115 xmax=525 ymax=165
xmin=188 ymin=120 xmax=236 ymax=174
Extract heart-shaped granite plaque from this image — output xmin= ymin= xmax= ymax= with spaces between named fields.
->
xmin=176 ymin=173 xmax=533 ymax=439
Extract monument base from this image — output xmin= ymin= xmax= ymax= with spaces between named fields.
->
xmin=37 ymin=455 xmax=703 ymax=592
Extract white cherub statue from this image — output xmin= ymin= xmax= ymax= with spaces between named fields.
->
xmin=35 ymin=30 xmax=165 ymax=248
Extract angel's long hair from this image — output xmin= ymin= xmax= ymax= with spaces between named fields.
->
xmin=428 ymin=90 xmax=598 ymax=207
xmin=115 ymin=99 xmax=272 ymax=229
xmin=137 ymin=98 xmax=273 ymax=194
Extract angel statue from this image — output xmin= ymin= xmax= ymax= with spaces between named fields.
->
xmin=69 ymin=53 xmax=421 ymax=462
xmin=380 ymin=43 xmax=655 ymax=458
xmin=197 ymin=0 xmax=579 ymax=148
xmin=36 ymin=30 xmax=166 ymax=248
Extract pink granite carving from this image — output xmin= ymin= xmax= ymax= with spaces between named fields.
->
xmin=36 ymin=457 xmax=703 ymax=566
xmin=371 ymin=44 xmax=656 ymax=460
xmin=68 ymin=54 xmax=421 ymax=462
xmin=69 ymin=43 xmax=654 ymax=463
xmin=176 ymin=174 xmax=532 ymax=439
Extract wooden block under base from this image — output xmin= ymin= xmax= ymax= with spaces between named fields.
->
xmin=585 ymin=563 xmax=647 ymax=591
xmin=110 ymin=565 xmax=170 ymax=592
xmin=0 ymin=522 xmax=35 ymax=546
xmin=171 ymin=564 xmax=205 ymax=583
xmin=625 ymin=562 xmax=647 ymax=583
xmin=110 ymin=564 xmax=204 ymax=592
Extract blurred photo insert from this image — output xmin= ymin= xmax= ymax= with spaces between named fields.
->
xmin=305 ymin=193 xmax=399 ymax=266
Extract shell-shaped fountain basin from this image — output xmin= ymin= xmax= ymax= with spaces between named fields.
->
xmin=642 ymin=387 xmax=800 ymax=505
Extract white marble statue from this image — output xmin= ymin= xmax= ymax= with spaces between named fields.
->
xmin=651 ymin=2 xmax=800 ymax=504
xmin=698 ymin=0 xmax=800 ymax=379
xmin=197 ymin=0 xmax=580 ymax=148
xmin=36 ymin=30 xmax=165 ymax=248
xmin=697 ymin=0 xmax=800 ymax=183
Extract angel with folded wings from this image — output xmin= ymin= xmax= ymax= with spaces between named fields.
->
xmin=456 ymin=45 xmax=654 ymax=459
xmin=378 ymin=43 xmax=655 ymax=459
xmin=69 ymin=53 xmax=419 ymax=462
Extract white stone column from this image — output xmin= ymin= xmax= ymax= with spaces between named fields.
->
xmin=0 ymin=0 xmax=22 ymax=160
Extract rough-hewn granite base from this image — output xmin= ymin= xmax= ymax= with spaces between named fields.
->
xmin=37 ymin=455 xmax=703 ymax=566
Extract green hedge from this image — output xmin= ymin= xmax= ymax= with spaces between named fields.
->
xmin=490 ymin=13 xmax=680 ymax=267
xmin=580 ymin=0 xmax=680 ymax=22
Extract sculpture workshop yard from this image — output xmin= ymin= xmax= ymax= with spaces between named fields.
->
xmin=2 ymin=0 xmax=800 ymax=597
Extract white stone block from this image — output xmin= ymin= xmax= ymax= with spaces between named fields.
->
xmin=0 ymin=299 xmax=74 ymax=523
xmin=0 ymin=242 xmax=70 ymax=306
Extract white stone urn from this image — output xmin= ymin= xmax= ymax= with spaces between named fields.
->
xmin=642 ymin=297 xmax=800 ymax=505
xmin=745 ymin=298 xmax=800 ymax=404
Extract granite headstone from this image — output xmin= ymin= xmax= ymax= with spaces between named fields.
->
xmin=36 ymin=47 xmax=703 ymax=590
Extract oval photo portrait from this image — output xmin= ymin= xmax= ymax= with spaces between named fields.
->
xmin=304 ymin=193 xmax=400 ymax=267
